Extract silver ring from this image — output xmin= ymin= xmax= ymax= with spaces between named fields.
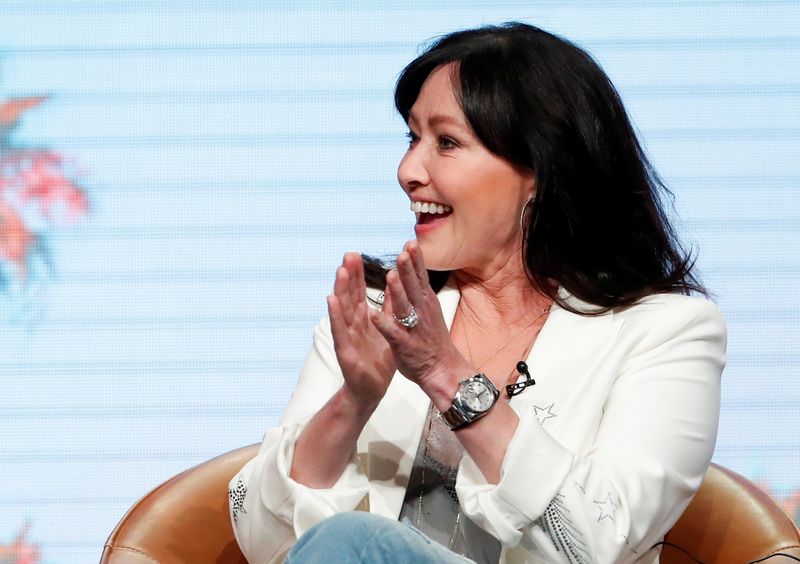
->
xmin=394 ymin=305 xmax=419 ymax=328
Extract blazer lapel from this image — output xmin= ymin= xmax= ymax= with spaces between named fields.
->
xmin=509 ymin=294 xmax=623 ymax=446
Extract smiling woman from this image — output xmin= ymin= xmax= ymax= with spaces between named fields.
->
xmin=229 ymin=22 xmax=725 ymax=564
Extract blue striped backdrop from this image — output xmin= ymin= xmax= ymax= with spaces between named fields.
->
xmin=1 ymin=2 xmax=798 ymax=562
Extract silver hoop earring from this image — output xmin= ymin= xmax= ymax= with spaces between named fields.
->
xmin=519 ymin=199 xmax=533 ymax=233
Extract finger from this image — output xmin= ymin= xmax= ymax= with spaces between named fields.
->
xmin=327 ymin=295 xmax=352 ymax=350
xmin=333 ymin=266 xmax=355 ymax=324
xmin=352 ymin=253 xmax=367 ymax=299
xmin=329 ymin=295 xmax=363 ymax=375
xmin=369 ymin=307 xmax=402 ymax=344
xmin=381 ymin=283 xmax=394 ymax=315
xmin=386 ymin=269 xmax=413 ymax=320
xmin=405 ymin=240 xmax=430 ymax=286
xmin=343 ymin=253 xmax=362 ymax=308
xmin=396 ymin=251 xmax=423 ymax=305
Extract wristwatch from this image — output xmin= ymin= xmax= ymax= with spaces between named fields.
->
xmin=439 ymin=373 xmax=500 ymax=430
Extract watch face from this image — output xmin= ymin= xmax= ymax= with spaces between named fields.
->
xmin=463 ymin=380 xmax=494 ymax=412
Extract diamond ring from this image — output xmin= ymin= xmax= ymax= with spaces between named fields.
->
xmin=394 ymin=305 xmax=419 ymax=328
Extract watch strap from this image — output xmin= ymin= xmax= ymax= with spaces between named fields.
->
xmin=439 ymin=403 xmax=472 ymax=429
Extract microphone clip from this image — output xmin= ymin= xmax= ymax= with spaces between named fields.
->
xmin=505 ymin=361 xmax=536 ymax=398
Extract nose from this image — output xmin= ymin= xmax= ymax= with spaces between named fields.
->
xmin=397 ymin=144 xmax=430 ymax=194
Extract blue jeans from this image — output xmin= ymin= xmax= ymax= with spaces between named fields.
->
xmin=285 ymin=512 xmax=476 ymax=563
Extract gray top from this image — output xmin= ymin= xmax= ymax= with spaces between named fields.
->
xmin=398 ymin=404 xmax=501 ymax=564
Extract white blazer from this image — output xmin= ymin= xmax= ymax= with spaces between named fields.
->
xmin=230 ymin=284 xmax=726 ymax=564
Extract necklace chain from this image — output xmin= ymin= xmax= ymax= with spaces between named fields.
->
xmin=462 ymin=304 xmax=551 ymax=372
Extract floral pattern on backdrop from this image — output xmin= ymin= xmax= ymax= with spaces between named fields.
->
xmin=0 ymin=523 xmax=41 ymax=564
xmin=0 ymin=95 xmax=89 ymax=318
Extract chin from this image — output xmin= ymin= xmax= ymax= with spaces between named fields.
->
xmin=418 ymin=247 xmax=459 ymax=273
xmin=416 ymin=241 xmax=445 ymax=271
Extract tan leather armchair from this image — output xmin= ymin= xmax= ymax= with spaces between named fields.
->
xmin=102 ymin=444 xmax=800 ymax=563
xmin=661 ymin=464 xmax=800 ymax=562
xmin=101 ymin=444 xmax=257 ymax=563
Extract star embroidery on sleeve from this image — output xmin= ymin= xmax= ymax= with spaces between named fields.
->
xmin=533 ymin=402 xmax=557 ymax=425
xmin=593 ymin=491 xmax=617 ymax=522
xmin=229 ymin=473 xmax=248 ymax=526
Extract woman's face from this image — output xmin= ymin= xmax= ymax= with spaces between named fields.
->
xmin=397 ymin=64 xmax=535 ymax=277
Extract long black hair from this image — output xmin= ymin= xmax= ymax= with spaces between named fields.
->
xmin=367 ymin=22 xmax=705 ymax=313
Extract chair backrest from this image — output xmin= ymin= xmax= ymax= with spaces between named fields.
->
xmin=101 ymin=444 xmax=259 ymax=563
xmin=102 ymin=447 xmax=800 ymax=563
xmin=661 ymin=463 xmax=800 ymax=563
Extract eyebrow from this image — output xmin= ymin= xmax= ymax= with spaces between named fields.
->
xmin=408 ymin=112 xmax=467 ymax=129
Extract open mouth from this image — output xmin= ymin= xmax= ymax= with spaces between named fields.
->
xmin=411 ymin=201 xmax=453 ymax=225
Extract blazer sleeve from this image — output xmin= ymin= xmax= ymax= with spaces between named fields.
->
xmin=228 ymin=317 xmax=371 ymax=564
xmin=455 ymin=297 xmax=726 ymax=563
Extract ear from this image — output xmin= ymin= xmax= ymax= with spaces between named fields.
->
xmin=522 ymin=169 xmax=537 ymax=198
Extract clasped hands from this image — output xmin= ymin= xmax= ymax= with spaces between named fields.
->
xmin=327 ymin=241 xmax=469 ymax=412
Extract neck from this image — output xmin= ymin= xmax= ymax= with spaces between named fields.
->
xmin=453 ymin=256 xmax=552 ymax=330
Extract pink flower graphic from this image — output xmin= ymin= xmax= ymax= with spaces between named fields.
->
xmin=0 ymin=200 xmax=35 ymax=267
xmin=0 ymin=522 xmax=41 ymax=564
xmin=0 ymin=95 xmax=89 ymax=285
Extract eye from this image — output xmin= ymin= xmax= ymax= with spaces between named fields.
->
xmin=405 ymin=130 xmax=419 ymax=147
xmin=438 ymin=136 xmax=457 ymax=150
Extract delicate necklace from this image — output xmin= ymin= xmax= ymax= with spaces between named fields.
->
xmin=461 ymin=303 xmax=551 ymax=375
xmin=414 ymin=303 xmax=551 ymax=554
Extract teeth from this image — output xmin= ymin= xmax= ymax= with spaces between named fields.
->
xmin=410 ymin=201 xmax=452 ymax=214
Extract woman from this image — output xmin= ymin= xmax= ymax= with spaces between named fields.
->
xmin=229 ymin=23 xmax=725 ymax=563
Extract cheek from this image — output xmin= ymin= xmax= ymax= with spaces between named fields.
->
xmin=458 ymin=193 xmax=517 ymax=234
xmin=462 ymin=198 xmax=525 ymax=259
